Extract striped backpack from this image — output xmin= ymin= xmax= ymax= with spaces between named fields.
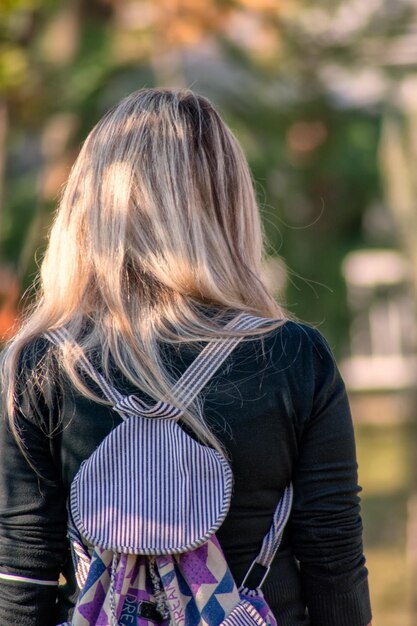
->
xmin=46 ymin=315 xmax=293 ymax=626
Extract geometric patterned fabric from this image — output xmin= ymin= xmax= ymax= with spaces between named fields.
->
xmin=58 ymin=536 xmax=279 ymax=626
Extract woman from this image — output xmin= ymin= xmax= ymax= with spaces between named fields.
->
xmin=0 ymin=88 xmax=372 ymax=625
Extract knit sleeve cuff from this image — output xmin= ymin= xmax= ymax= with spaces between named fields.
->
xmin=306 ymin=576 xmax=372 ymax=626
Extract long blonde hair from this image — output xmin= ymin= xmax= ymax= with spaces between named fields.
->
xmin=1 ymin=88 xmax=286 ymax=453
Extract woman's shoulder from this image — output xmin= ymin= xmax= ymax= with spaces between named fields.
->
xmin=8 ymin=335 xmax=54 ymax=378
xmin=262 ymin=319 xmax=335 ymax=361
xmin=242 ymin=319 xmax=340 ymax=392
xmin=2 ymin=334 xmax=59 ymax=405
xmin=0 ymin=333 xmax=61 ymax=432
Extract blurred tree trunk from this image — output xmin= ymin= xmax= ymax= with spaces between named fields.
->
xmin=380 ymin=111 xmax=417 ymax=298
xmin=0 ymin=98 xmax=7 ymax=251
xmin=379 ymin=81 xmax=417 ymax=621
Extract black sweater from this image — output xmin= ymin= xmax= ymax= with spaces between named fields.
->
xmin=0 ymin=321 xmax=372 ymax=626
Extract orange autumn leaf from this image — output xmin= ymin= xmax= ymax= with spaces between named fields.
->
xmin=0 ymin=300 xmax=20 ymax=341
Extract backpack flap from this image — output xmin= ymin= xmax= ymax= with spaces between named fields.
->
xmin=46 ymin=314 xmax=274 ymax=557
xmin=70 ymin=415 xmax=233 ymax=554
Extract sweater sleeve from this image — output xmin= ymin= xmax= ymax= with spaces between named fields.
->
xmin=0 ymin=344 xmax=68 ymax=626
xmin=290 ymin=328 xmax=372 ymax=626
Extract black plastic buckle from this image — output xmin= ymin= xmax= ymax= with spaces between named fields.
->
xmin=240 ymin=560 xmax=270 ymax=591
xmin=138 ymin=601 xmax=164 ymax=623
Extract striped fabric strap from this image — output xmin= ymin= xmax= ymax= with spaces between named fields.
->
xmin=45 ymin=314 xmax=273 ymax=420
xmin=256 ymin=483 xmax=293 ymax=568
xmin=240 ymin=483 xmax=293 ymax=591
xmin=67 ymin=505 xmax=91 ymax=588
xmin=168 ymin=314 xmax=271 ymax=407
xmin=220 ymin=600 xmax=267 ymax=625
xmin=44 ymin=328 xmax=124 ymax=407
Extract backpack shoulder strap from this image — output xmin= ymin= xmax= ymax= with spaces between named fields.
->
xmin=45 ymin=314 xmax=275 ymax=420
xmin=240 ymin=483 xmax=294 ymax=592
xmin=170 ymin=313 xmax=272 ymax=408
xmin=44 ymin=327 xmax=125 ymax=407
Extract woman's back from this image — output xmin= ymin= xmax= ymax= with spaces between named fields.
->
xmin=0 ymin=319 xmax=370 ymax=625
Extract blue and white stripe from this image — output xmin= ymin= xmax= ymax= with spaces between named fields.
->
xmin=220 ymin=600 xmax=268 ymax=626
xmin=69 ymin=415 xmax=234 ymax=554
xmin=67 ymin=506 xmax=91 ymax=588
xmin=256 ymin=483 xmax=293 ymax=569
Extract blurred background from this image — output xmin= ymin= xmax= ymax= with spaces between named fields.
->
xmin=1 ymin=0 xmax=417 ymax=623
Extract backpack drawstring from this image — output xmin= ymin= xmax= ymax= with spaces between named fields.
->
xmin=109 ymin=553 xmax=119 ymax=626
xmin=108 ymin=553 xmax=170 ymax=625
xmin=148 ymin=556 xmax=171 ymax=620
